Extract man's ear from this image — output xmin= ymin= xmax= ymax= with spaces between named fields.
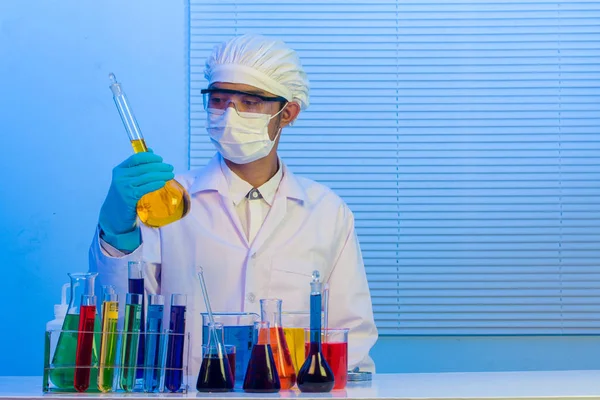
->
xmin=280 ymin=102 xmax=301 ymax=128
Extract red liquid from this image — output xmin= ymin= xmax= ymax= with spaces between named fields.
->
xmin=269 ymin=327 xmax=296 ymax=389
xmin=243 ymin=344 xmax=280 ymax=393
xmin=305 ymin=342 xmax=348 ymax=390
xmin=196 ymin=353 xmax=234 ymax=392
xmin=74 ymin=305 xmax=96 ymax=392
xmin=227 ymin=352 xmax=236 ymax=379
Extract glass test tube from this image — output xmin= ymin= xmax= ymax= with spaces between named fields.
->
xmin=74 ymin=294 xmax=97 ymax=392
xmin=143 ymin=294 xmax=164 ymax=392
xmin=128 ymin=261 xmax=146 ymax=381
xmin=164 ymin=294 xmax=187 ymax=392
xmin=120 ymin=293 xmax=142 ymax=392
xmin=98 ymin=288 xmax=119 ymax=392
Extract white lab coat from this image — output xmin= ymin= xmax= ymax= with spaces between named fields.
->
xmin=89 ymin=153 xmax=378 ymax=377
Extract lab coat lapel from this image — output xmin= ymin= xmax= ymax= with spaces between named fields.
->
xmin=189 ymin=154 xmax=250 ymax=247
xmin=220 ymin=194 xmax=249 ymax=247
xmin=249 ymin=162 xmax=307 ymax=253
xmin=249 ymin=190 xmax=287 ymax=253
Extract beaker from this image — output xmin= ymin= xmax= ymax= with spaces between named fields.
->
xmin=260 ymin=299 xmax=296 ymax=389
xmin=243 ymin=321 xmax=280 ymax=393
xmin=281 ymin=311 xmax=324 ymax=373
xmin=49 ymin=272 xmax=100 ymax=390
xmin=196 ymin=322 xmax=234 ymax=392
xmin=304 ymin=328 xmax=349 ymax=390
xmin=201 ymin=312 xmax=259 ymax=385
xmin=109 ymin=73 xmax=190 ymax=228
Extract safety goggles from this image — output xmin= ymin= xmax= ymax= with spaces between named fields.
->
xmin=201 ymin=88 xmax=288 ymax=115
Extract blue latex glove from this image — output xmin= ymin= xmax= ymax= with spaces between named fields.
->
xmin=99 ymin=151 xmax=174 ymax=252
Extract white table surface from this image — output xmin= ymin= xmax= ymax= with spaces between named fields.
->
xmin=2 ymin=370 xmax=600 ymax=400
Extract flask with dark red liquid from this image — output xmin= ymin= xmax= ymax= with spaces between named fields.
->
xmin=243 ymin=321 xmax=281 ymax=393
xmin=196 ymin=322 xmax=234 ymax=392
xmin=297 ymin=271 xmax=335 ymax=393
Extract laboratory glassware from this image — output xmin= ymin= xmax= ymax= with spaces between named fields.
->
xmin=143 ymin=294 xmax=164 ymax=392
xmin=260 ymin=298 xmax=296 ymax=389
xmin=196 ymin=322 xmax=234 ymax=392
xmin=297 ymin=271 xmax=334 ymax=393
xmin=243 ymin=321 xmax=280 ymax=393
xmin=128 ymin=261 xmax=145 ymax=381
xmin=304 ymin=328 xmax=349 ymax=390
xmin=164 ymin=294 xmax=187 ymax=392
xmin=120 ymin=293 xmax=142 ymax=392
xmin=108 ymin=73 xmax=190 ymax=228
xmin=74 ymin=294 xmax=97 ymax=392
xmin=98 ymin=287 xmax=119 ymax=392
xmin=50 ymin=272 xmax=99 ymax=390
xmin=201 ymin=312 xmax=259 ymax=385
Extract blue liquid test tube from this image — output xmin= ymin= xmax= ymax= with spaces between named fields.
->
xmin=143 ymin=294 xmax=164 ymax=392
xmin=164 ymin=294 xmax=187 ymax=392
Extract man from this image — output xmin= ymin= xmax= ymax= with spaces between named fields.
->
xmin=89 ymin=33 xmax=378 ymax=376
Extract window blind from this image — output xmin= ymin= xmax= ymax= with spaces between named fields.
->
xmin=188 ymin=0 xmax=600 ymax=335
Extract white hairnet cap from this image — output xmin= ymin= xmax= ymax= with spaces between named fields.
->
xmin=204 ymin=34 xmax=310 ymax=110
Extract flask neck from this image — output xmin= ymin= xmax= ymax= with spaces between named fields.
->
xmin=66 ymin=273 xmax=98 ymax=314
xmin=260 ymin=299 xmax=282 ymax=328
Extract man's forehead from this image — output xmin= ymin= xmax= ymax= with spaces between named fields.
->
xmin=210 ymin=82 xmax=276 ymax=97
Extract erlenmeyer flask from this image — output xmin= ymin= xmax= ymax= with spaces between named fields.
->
xmin=260 ymin=299 xmax=296 ymax=389
xmin=109 ymin=73 xmax=190 ymax=228
xmin=196 ymin=322 xmax=234 ymax=392
xmin=243 ymin=322 xmax=280 ymax=393
xmin=49 ymin=272 xmax=101 ymax=390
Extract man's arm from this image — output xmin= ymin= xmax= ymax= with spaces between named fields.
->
xmin=89 ymin=225 xmax=161 ymax=299
xmin=326 ymin=205 xmax=378 ymax=372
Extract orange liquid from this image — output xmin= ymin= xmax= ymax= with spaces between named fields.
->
xmin=268 ymin=327 xmax=296 ymax=389
xmin=130 ymin=139 xmax=190 ymax=227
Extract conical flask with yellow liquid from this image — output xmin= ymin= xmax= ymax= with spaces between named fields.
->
xmin=109 ymin=73 xmax=190 ymax=228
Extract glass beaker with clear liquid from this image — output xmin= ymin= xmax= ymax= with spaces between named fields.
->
xmin=201 ymin=312 xmax=259 ymax=386
xmin=108 ymin=73 xmax=190 ymax=228
xmin=260 ymin=299 xmax=296 ymax=389
xmin=49 ymin=272 xmax=101 ymax=390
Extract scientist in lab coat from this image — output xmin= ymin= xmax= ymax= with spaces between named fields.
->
xmin=89 ymin=33 xmax=378 ymax=376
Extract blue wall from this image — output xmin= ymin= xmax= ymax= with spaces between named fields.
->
xmin=1 ymin=0 xmax=599 ymax=376
xmin=0 ymin=0 xmax=188 ymax=374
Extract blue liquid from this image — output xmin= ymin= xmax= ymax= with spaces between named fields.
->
xmin=128 ymin=278 xmax=145 ymax=381
xmin=202 ymin=324 xmax=254 ymax=385
xmin=165 ymin=305 xmax=186 ymax=392
xmin=143 ymin=304 xmax=163 ymax=392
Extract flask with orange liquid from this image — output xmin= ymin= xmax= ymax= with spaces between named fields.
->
xmin=259 ymin=299 xmax=296 ymax=389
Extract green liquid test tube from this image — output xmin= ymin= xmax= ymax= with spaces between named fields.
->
xmin=98 ymin=288 xmax=119 ymax=392
xmin=120 ymin=293 xmax=142 ymax=392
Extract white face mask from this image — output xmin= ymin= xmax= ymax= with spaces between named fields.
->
xmin=206 ymin=106 xmax=286 ymax=164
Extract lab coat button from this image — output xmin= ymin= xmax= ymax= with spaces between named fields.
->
xmin=246 ymin=293 xmax=256 ymax=303
xmin=251 ymin=253 xmax=257 ymax=259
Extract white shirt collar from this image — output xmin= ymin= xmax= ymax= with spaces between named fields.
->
xmin=219 ymin=156 xmax=283 ymax=207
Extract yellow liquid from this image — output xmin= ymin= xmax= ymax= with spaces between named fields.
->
xmin=130 ymin=139 xmax=190 ymax=228
xmin=98 ymin=302 xmax=118 ymax=392
xmin=283 ymin=327 xmax=306 ymax=373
